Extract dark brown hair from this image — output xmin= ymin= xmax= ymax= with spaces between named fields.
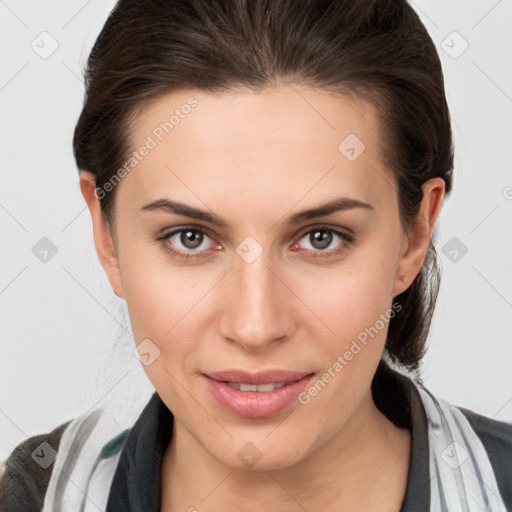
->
xmin=73 ymin=0 xmax=454 ymax=373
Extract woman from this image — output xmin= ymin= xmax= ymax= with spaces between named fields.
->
xmin=1 ymin=0 xmax=511 ymax=511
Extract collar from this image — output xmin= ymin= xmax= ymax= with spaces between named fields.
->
xmin=106 ymin=360 xmax=429 ymax=511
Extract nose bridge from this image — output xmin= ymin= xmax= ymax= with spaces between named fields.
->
xmin=220 ymin=241 xmax=292 ymax=350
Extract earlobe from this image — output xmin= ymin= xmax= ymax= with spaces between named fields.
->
xmin=392 ymin=177 xmax=445 ymax=297
xmin=79 ymin=170 xmax=125 ymax=299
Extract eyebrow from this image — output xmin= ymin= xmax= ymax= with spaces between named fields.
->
xmin=140 ymin=196 xmax=374 ymax=228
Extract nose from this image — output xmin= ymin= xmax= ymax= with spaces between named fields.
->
xmin=218 ymin=247 xmax=296 ymax=352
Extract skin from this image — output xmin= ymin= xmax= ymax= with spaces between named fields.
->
xmin=80 ymin=84 xmax=445 ymax=511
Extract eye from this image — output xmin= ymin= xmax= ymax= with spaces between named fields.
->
xmin=293 ymin=226 xmax=354 ymax=258
xmin=156 ymin=225 xmax=354 ymax=261
xmin=156 ymin=227 xmax=218 ymax=259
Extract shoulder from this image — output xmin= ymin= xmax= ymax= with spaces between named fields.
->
xmin=0 ymin=418 xmax=72 ymax=512
xmin=457 ymin=406 xmax=512 ymax=442
xmin=457 ymin=405 xmax=512 ymax=510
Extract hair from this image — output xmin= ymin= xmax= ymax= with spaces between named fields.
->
xmin=73 ymin=0 xmax=454 ymax=373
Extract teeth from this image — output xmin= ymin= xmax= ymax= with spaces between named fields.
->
xmin=227 ymin=382 xmax=287 ymax=392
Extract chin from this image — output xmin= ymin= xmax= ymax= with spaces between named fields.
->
xmin=212 ymin=438 xmax=309 ymax=472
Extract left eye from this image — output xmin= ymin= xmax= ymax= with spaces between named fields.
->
xmin=295 ymin=227 xmax=352 ymax=254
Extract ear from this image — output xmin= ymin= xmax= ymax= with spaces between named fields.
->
xmin=393 ymin=177 xmax=445 ymax=296
xmin=79 ymin=170 xmax=125 ymax=299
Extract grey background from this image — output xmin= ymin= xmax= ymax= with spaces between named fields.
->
xmin=1 ymin=0 xmax=511 ymax=461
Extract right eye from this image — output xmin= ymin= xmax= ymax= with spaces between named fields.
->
xmin=156 ymin=227 xmax=219 ymax=260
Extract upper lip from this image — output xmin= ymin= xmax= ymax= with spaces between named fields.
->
xmin=204 ymin=369 xmax=314 ymax=384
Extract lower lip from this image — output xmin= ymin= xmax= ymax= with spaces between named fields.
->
xmin=203 ymin=374 xmax=314 ymax=418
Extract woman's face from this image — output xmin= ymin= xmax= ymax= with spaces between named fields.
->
xmin=83 ymin=85 xmax=443 ymax=470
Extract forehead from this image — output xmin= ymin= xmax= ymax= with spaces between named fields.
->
xmin=119 ymin=85 xmax=396 ymax=213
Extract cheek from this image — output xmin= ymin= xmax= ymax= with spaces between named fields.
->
xmin=294 ymin=255 xmax=397 ymax=334
xmin=120 ymin=258 xmax=205 ymax=394
xmin=118 ymin=236 xmax=200 ymax=349
xmin=288 ymin=243 xmax=399 ymax=377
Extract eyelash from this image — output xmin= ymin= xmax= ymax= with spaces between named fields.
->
xmin=156 ymin=225 xmax=354 ymax=261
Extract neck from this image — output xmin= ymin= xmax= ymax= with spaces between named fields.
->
xmin=160 ymin=389 xmax=411 ymax=512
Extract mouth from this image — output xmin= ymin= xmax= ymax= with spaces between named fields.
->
xmin=202 ymin=370 xmax=315 ymax=418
